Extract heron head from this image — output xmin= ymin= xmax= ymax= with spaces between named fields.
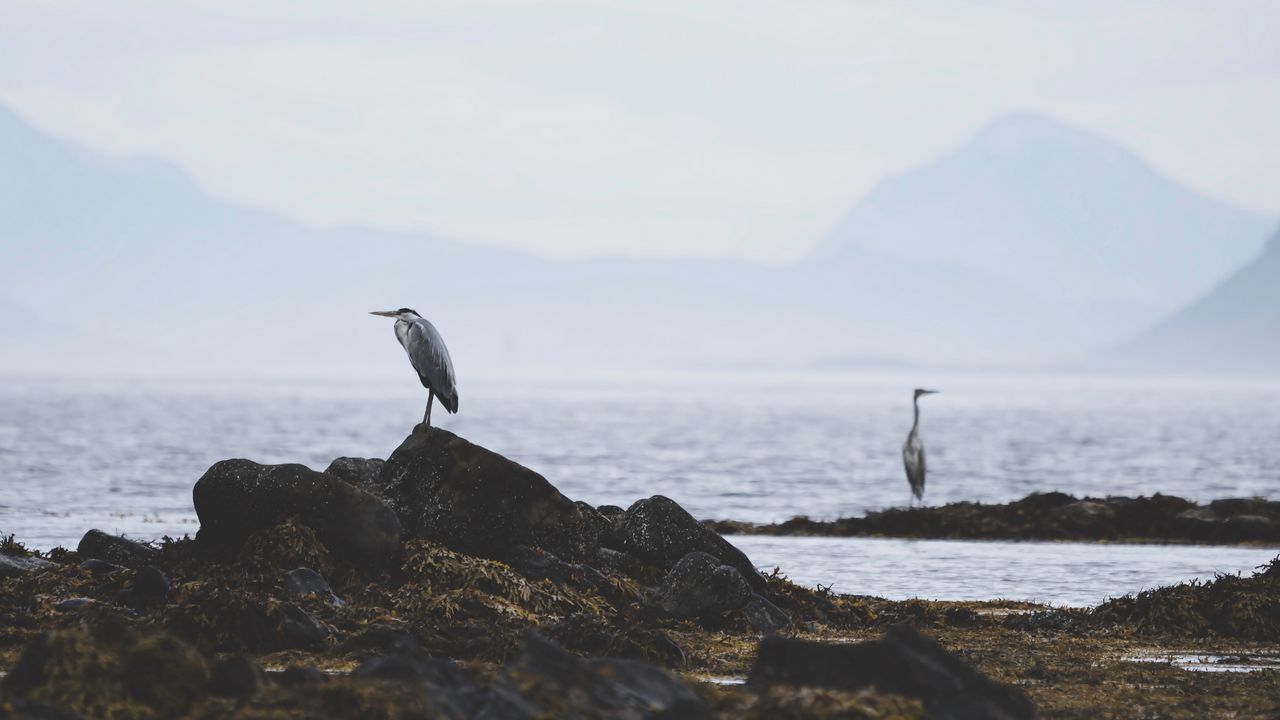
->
xmin=914 ymin=388 xmax=940 ymax=399
xmin=369 ymin=308 xmax=421 ymax=321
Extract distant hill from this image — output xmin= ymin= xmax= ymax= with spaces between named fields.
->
xmin=1106 ymin=226 xmax=1280 ymax=373
xmin=1 ymin=104 xmax=1272 ymax=375
xmin=816 ymin=112 xmax=1274 ymax=328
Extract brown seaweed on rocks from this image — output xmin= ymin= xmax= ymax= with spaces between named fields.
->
xmin=1091 ymin=555 xmax=1280 ymax=640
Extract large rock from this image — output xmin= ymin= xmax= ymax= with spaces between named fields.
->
xmin=377 ymin=426 xmax=601 ymax=561
xmin=193 ymin=460 xmax=400 ymax=566
xmin=748 ymin=625 xmax=1036 ymax=720
xmin=610 ymin=495 xmax=765 ymax=591
xmin=76 ymin=530 xmax=157 ymax=568
xmin=477 ymin=633 xmax=709 ymax=719
xmin=649 ymin=552 xmax=789 ymax=633
xmin=324 ymin=457 xmax=385 ymax=497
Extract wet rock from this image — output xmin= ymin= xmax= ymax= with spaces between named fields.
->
xmin=1223 ymin=514 xmax=1279 ymax=537
xmin=209 ymin=655 xmax=263 ymax=699
xmin=285 ymin=567 xmax=344 ymax=606
xmin=131 ymin=566 xmax=170 ymax=608
xmin=378 ymin=426 xmax=602 ymax=561
xmin=748 ymin=625 xmax=1035 ymax=720
xmin=649 ymin=552 xmax=789 ymax=632
xmin=278 ymin=604 xmax=328 ymax=650
xmin=78 ymin=558 xmax=124 ymax=575
xmin=76 ymin=530 xmax=157 ymax=568
xmin=53 ymin=598 xmax=99 ymax=612
xmin=592 ymin=547 xmax=647 ymax=578
xmin=611 ymin=495 xmax=765 ymax=592
xmin=275 ymin=665 xmax=327 ymax=687
xmin=478 ymin=632 xmax=709 ymax=719
xmin=505 ymin=545 xmax=631 ymax=607
xmin=324 ymin=457 xmax=385 ymax=496
xmin=193 ymin=459 xmax=401 ymax=566
xmin=0 ymin=553 xmax=50 ymax=579
xmin=354 ymin=643 xmax=483 ymax=719
xmin=1209 ymin=497 xmax=1280 ymax=518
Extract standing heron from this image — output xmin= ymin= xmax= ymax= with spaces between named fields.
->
xmin=903 ymin=388 xmax=939 ymax=507
xmin=370 ymin=308 xmax=459 ymax=426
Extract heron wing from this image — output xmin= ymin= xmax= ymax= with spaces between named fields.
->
xmin=902 ymin=434 xmax=926 ymax=500
xmin=402 ymin=318 xmax=459 ymax=412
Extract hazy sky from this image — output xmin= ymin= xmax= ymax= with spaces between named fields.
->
xmin=3 ymin=1 xmax=1278 ymax=261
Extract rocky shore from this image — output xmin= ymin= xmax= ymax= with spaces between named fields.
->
xmin=707 ymin=492 xmax=1280 ymax=545
xmin=0 ymin=426 xmax=1277 ymax=718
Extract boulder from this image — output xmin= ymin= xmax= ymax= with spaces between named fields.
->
xmin=0 ymin=553 xmax=50 ymax=579
xmin=324 ymin=457 xmax=385 ymax=496
xmin=748 ymin=625 xmax=1036 ymax=720
xmin=610 ymin=495 xmax=765 ymax=591
xmin=477 ymin=633 xmax=709 ymax=719
xmin=649 ymin=552 xmax=789 ymax=633
xmin=284 ymin=567 xmax=344 ymax=607
xmin=377 ymin=426 xmax=601 ymax=561
xmin=131 ymin=566 xmax=170 ymax=608
xmin=76 ymin=530 xmax=157 ymax=568
xmin=193 ymin=459 xmax=401 ymax=566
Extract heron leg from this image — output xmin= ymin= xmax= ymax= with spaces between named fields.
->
xmin=424 ymin=391 xmax=434 ymax=427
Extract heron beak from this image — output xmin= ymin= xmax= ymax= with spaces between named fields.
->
xmin=369 ymin=310 xmax=398 ymax=317
xmin=924 ymin=389 xmax=941 ymax=395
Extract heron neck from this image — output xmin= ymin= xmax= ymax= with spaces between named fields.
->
xmin=912 ymin=397 xmax=920 ymax=432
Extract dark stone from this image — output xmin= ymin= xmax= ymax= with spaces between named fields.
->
xmin=338 ymin=625 xmax=421 ymax=655
xmin=1209 ymin=497 xmax=1280 ymax=518
xmin=649 ymin=552 xmax=789 ymax=633
xmin=131 ymin=566 xmax=170 ymax=608
xmin=611 ymin=495 xmax=765 ymax=591
xmin=284 ymin=567 xmax=343 ymax=606
xmin=78 ymin=558 xmax=124 ymax=575
xmin=193 ymin=459 xmax=401 ymax=566
xmin=377 ymin=426 xmax=602 ymax=561
xmin=324 ymin=457 xmax=385 ymax=495
xmin=477 ymin=633 xmax=709 ymax=719
xmin=353 ymin=643 xmax=483 ymax=719
xmin=748 ymin=625 xmax=1035 ymax=720
xmin=505 ymin=545 xmax=630 ymax=607
xmin=0 ymin=553 xmax=50 ymax=579
xmin=274 ymin=665 xmax=327 ymax=687
xmin=541 ymin=612 xmax=687 ymax=668
xmin=591 ymin=547 xmax=647 ymax=578
xmin=278 ymin=604 xmax=328 ymax=650
xmin=76 ymin=530 xmax=157 ymax=568
xmin=209 ymin=655 xmax=263 ymax=698
xmin=1053 ymin=500 xmax=1115 ymax=531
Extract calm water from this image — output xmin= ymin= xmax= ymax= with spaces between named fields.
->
xmin=1 ymin=370 xmax=1277 ymax=604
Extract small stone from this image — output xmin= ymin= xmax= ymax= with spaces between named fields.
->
xmin=210 ymin=655 xmax=263 ymax=698
xmin=0 ymin=553 xmax=50 ymax=579
xmin=76 ymin=530 xmax=157 ymax=568
xmin=284 ymin=567 xmax=343 ymax=606
xmin=132 ymin=566 xmax=170 ymax=607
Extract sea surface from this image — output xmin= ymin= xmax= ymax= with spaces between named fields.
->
xmin=2 ymin=370 xmax=1278 ymax=606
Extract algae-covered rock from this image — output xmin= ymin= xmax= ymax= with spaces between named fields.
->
xmin=324 ymin=456 xmax=385 ymax=497
xmin=378 ymin=426 xmax=602 ymax=561
xmin=650 ymin=552 xmax=789 ymax=633
xmin=479 ymin=632 xmax=709 ymax=719
xmin=193 ymin=459 xmax=401 ymax=566
xmin=77 ymin=530 xmax=157 ymax=568
xmin=2 ymin=624 xmax=210 ymax=720
xmin=748 ymin=625 xmax=1036 ymax=720
xmin=611 ymin=495 xmax=765 ymax=592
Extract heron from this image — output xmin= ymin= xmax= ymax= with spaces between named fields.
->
xmin=903 ymin=388 xmax=939 ymax=507
xmin=370 ymin=308 xmax=459 ymax=426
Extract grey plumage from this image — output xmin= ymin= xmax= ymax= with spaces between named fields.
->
xmin=902 ymin=388 xmax=938 ymax=506
xmin=371 ymin=308 xmax=458 ymax=425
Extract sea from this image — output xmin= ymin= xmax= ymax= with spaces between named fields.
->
xmin=2 ymin=369 xmax=1278 ymax=607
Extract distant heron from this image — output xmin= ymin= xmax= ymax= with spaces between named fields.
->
xmin=903 ymin=388 xmax=939 ymax=507
xmin=370 ymin=308 xmax=458 ymax=426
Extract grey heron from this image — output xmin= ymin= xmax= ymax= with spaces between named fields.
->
xmin=370 ymin=308 xmax=459 ymax=426
xmin=903 ymin=388 xmax=939 ymax=507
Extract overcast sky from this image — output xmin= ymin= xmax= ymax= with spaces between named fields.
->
xmin=3 ymin=1 xmax=1278 ymax=261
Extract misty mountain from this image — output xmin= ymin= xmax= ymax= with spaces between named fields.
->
xmin=817 ymin=112 xmax=1273 ymax=327
xmin=0 ymin=104 xmax=1270 ymax=375
xmin=1106 ymin=225 xmax=1280 ymax=373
